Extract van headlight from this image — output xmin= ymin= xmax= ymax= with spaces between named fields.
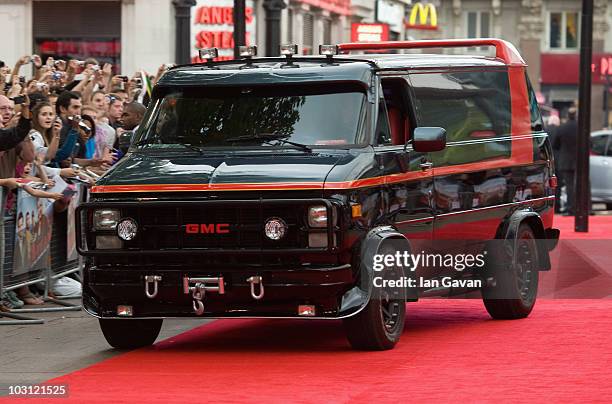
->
xmin=308 ymin=206 xmax=327 ymax=228
xmin=93 ymin=209 xmax=120 ymax=230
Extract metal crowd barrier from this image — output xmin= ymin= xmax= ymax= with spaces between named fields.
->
xmin=0 ymin=184 xmax=86 ymax=325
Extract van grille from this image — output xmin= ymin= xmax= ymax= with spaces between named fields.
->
xmin=122 ymin=204 xmax=306 ymax=250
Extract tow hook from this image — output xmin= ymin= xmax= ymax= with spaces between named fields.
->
xmin=246 ymin=276 xmax=264 ymax=300
xmin=182 ymin=276 xmax=225 ymax=316
xmin=144 ymin=275 xmax=162 ymax=299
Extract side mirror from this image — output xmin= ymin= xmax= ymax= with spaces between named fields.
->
xmin=411 ymin=127 xmax=447 ymax=152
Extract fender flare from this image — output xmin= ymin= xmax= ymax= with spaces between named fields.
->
xmin=339 ymin=226 xmax=414 ymax=317
xmin=497 ymin=209 xmax=550 ymax=271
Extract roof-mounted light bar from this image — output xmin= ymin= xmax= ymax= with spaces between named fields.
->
xmin=336 ymin=38 xmax=526 ymax=66
xmin=239 ymin=45 xmax=257 ymax=58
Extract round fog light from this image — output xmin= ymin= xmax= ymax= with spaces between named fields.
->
xmin=117 ymin=218 xmax=138 ymax=241
xmin=264 ymin=217 xmax=287 ymax=240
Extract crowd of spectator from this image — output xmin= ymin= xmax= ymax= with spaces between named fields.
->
xmin=0 ymin=54 xmax=159 ymax=310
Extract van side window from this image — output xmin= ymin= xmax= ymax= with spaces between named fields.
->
xmin=408 ymin=70 xmax=512 ymax=142
xmin=525 ymin=72 xmax=545 ymax=132
xmin=376 ymin=99 xmax=392 ymax=145
xmin=380 ymin=77 xmax=414 ymax=146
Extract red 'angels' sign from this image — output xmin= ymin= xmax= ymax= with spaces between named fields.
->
xmin=190 ymin=0 xmax=257 ymax=62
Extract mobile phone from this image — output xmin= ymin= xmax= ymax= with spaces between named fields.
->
xmin=76 ymin=61 xmax=86 ymax=67
xmin=19 ymin=76 xmax=25 ymax=85
xmin=0 ymin=60 xmax=5 ymax=68
xmin=62 ymin=187 xmax=77 ymax=197
xmin=12 ymin=95 xmax=26 ymax=105
xmin=118 ymin=75 xmax=129 ymax=82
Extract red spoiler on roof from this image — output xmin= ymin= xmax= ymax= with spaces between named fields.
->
xmin=337 ymin=38 xmax=526 ymax=67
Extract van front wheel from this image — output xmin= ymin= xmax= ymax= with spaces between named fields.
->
xmin=99 ymin=318 xmax=163 ymax=349
xmin=343 ymin=243 xmax=406 ymax=350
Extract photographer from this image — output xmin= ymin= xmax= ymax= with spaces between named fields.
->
xmin=0 ymin=94 xmax=15 ymax=127
xmin=0 ymin=94 xmax=32 ymax=151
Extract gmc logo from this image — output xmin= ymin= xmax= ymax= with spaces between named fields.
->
xmin=186 ymin=223 xmax=230 ymax=234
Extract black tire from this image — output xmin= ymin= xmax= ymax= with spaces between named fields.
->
xmin=99 ymin=318 xmax=163 ymax=349
xmin=343 ymin=243 xmax=406 ymax=350
xmin=482 ymin=223 xmax=539 ymax=319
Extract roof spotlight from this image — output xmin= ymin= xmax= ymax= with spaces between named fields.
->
xmin=319 ymin=44 xmax=339 ymax=65
xmin=319 ymin=44 xmax=339 ymax=56
xmin=239 ymin=45 xmax=257 ymax=58
xmin=280 ymin=44 xmax=298 ymax=57
xmin=198 ymin=47 xmax=218 ymax=66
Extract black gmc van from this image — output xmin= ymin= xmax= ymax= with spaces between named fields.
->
xmin=76 ymin=39 xmax=559 ymax=350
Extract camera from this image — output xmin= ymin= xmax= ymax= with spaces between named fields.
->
xmin=18 ymin=76 xmax=26 ymax=85
xmin=52 ymin=71 xmax=63 ymax=81
xmin=92 ymin=65 xmax=100 ymax=72
xmin=11 ymin=95 xmax=26 ymax=105
xmin=76 ymin=61 xmax=86 ymax=67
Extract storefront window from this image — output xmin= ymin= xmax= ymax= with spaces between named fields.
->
xmin=35 ymin=38 xmax=120 ymax=68
xmin=33 ymin=1 xmax=121 ymax=69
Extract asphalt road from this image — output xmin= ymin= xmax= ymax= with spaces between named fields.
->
xmin=0 ymin=305 xmax=208 ymax=395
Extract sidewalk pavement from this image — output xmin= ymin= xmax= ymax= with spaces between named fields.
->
xmin=0 ymin=307 xmax=208 ymax=395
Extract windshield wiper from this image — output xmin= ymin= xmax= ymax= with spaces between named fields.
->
xmin=133 ymin=139 xmax=203 ymax=154
xmin=226 ymin=133 xmax=313 ymax=153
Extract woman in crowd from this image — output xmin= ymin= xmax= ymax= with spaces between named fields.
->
xmin=29 ymin=102 xmax=61 ymax=162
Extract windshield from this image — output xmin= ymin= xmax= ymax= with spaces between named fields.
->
xmin=134 ymin=84 xmax=368 ymax=150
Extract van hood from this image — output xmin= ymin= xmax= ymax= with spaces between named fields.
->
xmin=93 ymin=151 xmax=351 ymax=193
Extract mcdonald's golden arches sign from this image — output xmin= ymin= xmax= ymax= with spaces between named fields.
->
xmin=405 ymin=2 xmax=438 ymax=30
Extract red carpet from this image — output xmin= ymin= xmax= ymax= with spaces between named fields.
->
xmin=554 ymin=214 xmax=612 ymax=239
xmin=6 ymin=216 xmax=612 ymax=403
xmin=6 ymin=299 xmax=612 ymax=403
xmin=539 ymin=215 xmax=612 ymax=298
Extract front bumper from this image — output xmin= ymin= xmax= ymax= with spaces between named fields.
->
xmin=83 ymin=262 xmax=368 ymax=319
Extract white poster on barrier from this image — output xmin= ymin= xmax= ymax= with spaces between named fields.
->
xmin=66 ymin=183 xmax=81 ymax=261
xmin=13 ymin=188 xmax=55 ymax=276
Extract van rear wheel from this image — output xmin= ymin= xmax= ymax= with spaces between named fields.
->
xmin=482 ymin=223 xmax=539 ymax=319
xmin=99 ymin=319 xmax=163 ymax=349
